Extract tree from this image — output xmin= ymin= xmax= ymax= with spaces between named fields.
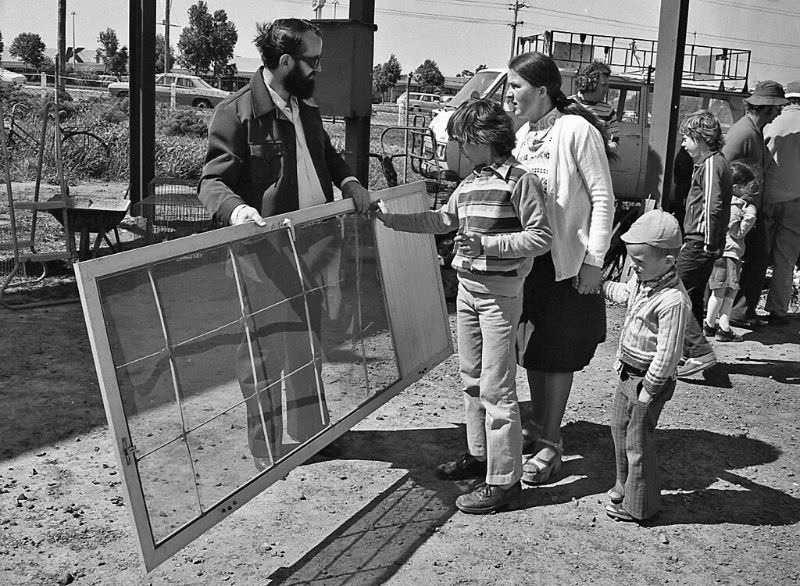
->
xmin=414 ymin=59 xmax=444 ymax=93
xmin=475 ymin=64 xmax=487 ymax=73
xmin=155 ymin=33 xmax=175 ymax=74
xmin=97 ymin=28 xmax=128 ymax=76
xmin=372 ymin=54 xmax=402 ymax=98
xmin=9 ymin=32 xmax=46 ymax=70
xmin=0 ymin=31 xmax=4 ymax=59
xmin=177 ymin=1 xmax=238 ymax=77
xmin=457 ymin=69 xmax=474 ymax=78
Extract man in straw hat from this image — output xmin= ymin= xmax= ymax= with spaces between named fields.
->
xmin=761 ymin=81 xmax=800 ymax=325
xmin=722 ymin=80 xmax=788 ymax=328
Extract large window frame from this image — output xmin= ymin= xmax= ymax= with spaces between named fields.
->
xmin=75 ymin=182 xmax=452 ymax=571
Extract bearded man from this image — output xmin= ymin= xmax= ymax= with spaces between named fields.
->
xmin=199 ymin=18 xmax=369 ymax=470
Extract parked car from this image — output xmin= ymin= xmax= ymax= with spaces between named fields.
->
xmin=0 ymin=67 xmax=27 ymax=89
xmin=107 ymin=73 xmax=230 ymax=108
xmin=396 ymin=91 xmax=444 ymax=113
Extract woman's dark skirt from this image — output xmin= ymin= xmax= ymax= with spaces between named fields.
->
xmin=517 ymin=253 xmax=606 ymax=373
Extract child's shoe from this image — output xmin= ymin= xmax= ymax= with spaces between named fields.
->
xmin=436 ymin=453 xmax=486 ymax=480
xmin=455 ymin=482 xmax=522 ymax=514
xmin=606 ymin=503 xmax=657 ymax=524
xmin=702 ymin=321 xmax=717 ymax=337
xmin=715 ymin=328 xmax=743 ymax=342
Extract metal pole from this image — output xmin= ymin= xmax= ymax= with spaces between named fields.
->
xmin=509 ymin=1 xmax=527 ymax=60
xmin=57 ymin=0 xmax=66 ymax=91
xmin=643 ymin=0 xmax=689 ymax=208
xmin=164 ymin=0 xmax=172 ymax=73
xmin=71 ymin=12 xmax=76 ymax=70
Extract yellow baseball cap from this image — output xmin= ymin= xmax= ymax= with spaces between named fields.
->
xmin=621 ymin=209 xmax=682 ymax=249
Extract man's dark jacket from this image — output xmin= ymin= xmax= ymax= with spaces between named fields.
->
xmin=199 ymin=67 xmax=353 ymax=224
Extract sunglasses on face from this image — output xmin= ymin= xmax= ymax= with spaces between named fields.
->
xmin=293 ymin=54 xmax=322 ymax=69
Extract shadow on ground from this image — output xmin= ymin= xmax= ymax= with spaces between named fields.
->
xmin=266 ymin=419 xmax=798 ymax=584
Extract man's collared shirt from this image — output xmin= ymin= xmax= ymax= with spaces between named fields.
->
xmin=264 ymin=77 xmax=327 ymax=209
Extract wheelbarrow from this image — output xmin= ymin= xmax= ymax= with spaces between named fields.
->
xmin=47 ymin=193 xmax=130 ymax=261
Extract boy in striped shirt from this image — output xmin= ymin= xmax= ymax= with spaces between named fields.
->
xmin=602 ymin=210 xmax=691 ymax=523
xmin=372 ymin=98 xmax=551 ymax=514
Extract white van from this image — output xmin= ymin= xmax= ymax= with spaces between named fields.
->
xmin=422 ymin=32 xmax=750 ymax=202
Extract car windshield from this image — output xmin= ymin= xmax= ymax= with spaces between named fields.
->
xmin=446 ymin=70 xmax=505 ymax=110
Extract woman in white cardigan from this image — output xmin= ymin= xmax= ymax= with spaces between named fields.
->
xmin=508 ymin=51 xmax=615 ymax=485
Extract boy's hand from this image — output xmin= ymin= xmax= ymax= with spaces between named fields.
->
xmin=637 ymin=388 xmax=653 ymax=404
xmin=573 ymin=263 xmax=603 ymax=294
xmin=369 ymin=200 xmax=388 ymax=223
xmin=454 ymin=232 xmax=483 ymax=257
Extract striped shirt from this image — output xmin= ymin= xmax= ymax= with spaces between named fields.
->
xmin=683 ymin=150 xmax=733 ymax=252
xmin=383 ymin=156 xmax=551 ymax=297
xmin=603 ymin=267 xmax=691 ymax=396
xmin=571 ymin=93 xmax=619 ymax=143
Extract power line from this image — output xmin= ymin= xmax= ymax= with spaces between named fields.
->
xmin=698 ymin=0 xmax=800 ymax=19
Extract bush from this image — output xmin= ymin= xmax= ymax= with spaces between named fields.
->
xmin=156 ymin=106 xmax=209 ymax=138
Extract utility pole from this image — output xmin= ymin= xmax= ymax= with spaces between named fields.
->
xmin=509 ymin=1 xmax=528 ymax=60
xmin=58 ymin=0 xmax=66 ymax=90
xmin=164 ymin=0 xmax=172 ymax=73
xmin=71 ymin=11 xmax=76 ymax=70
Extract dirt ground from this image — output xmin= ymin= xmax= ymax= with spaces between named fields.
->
xmin=1 ymin=272 xmax=799 ymax=585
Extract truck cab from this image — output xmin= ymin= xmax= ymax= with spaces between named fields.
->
xmin=422 ymin=31 xmax=751 ymax=202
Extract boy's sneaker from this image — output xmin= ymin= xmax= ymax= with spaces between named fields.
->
xmin=677 ymin=352 xmax=717 ymax=376
xmin=702 ymin=322 xmax=717 ymax=337
xmin=455 ymin=482 xmax=522 ymax=514
xmin=715 ymin=328 xmax=743 ymax=342
xmin=436 ymin=453 xmax=487 ymax=480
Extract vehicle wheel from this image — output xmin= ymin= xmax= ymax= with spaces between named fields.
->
xmin=194 ymin=99 xmax=212 ymax=109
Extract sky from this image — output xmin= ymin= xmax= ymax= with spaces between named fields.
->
xmin=1 ymin=0 xmax=799 ymax=84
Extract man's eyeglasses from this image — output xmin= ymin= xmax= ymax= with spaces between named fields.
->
xmin=293 ymin=54 xmax=322 ymax=70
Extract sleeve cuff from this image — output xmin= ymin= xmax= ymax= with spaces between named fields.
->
xmin=340 ymin=176 xmax=360 ymax=187
xmin=583 ymin=251 xmax=605 ymax=268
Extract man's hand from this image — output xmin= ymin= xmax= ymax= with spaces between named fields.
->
xmin=573 ymin=263 xmax=603 ymax=294
xmin=637 ymin=387 xmax=653 ymax=404
xmin=342 ymin=181 xmax=371 ymax=216
xmin=231 ymin=205 xmax=266 ymax=226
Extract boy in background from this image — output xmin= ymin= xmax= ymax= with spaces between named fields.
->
xmin=675 ymin=110 xmax=733 ymax=376
xmin=602 ymin=210 xmax=691 ymax=522
xmin=372 ymin=99 xmax=551 ymax=514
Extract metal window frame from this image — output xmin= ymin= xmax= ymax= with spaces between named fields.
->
xmin=75 ymin=182 xmax=452 ymax=571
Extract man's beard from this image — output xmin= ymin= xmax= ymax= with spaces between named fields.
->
xmin=285 ymin=64 xmax=315 ymax=99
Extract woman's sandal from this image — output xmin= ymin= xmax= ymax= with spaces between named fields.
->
xmin=607 ymin=488 xmax=624 ymax=504
xmin=522 ymin=438 xmax=563 ymax=485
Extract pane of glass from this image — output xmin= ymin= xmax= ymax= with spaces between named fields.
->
xmin=188 ymin=402 xmax=254 ymax=511
xmin=171 ymin=321 xmax=244 ymax=433
xmin=137 ymin=437 xmax=198 ymax=544
xmin=116 ymin=352 xmax=183 ymax=458
xmin=151 ymin=247 xmax=241 ymax=346
xmin=621 ymin=89 xmax=640 ymax=124
xmin=99 ymin=269 xmax=166 ymax=364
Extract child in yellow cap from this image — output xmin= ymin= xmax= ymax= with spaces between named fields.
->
xmin=601 ymin=210 xmax=692 ymax=522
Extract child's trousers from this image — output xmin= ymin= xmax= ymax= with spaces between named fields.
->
xmin=610 ymin=366 xmax=675 ymax=520
xmin=456 ymin=282 xmax=523 ymax=486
